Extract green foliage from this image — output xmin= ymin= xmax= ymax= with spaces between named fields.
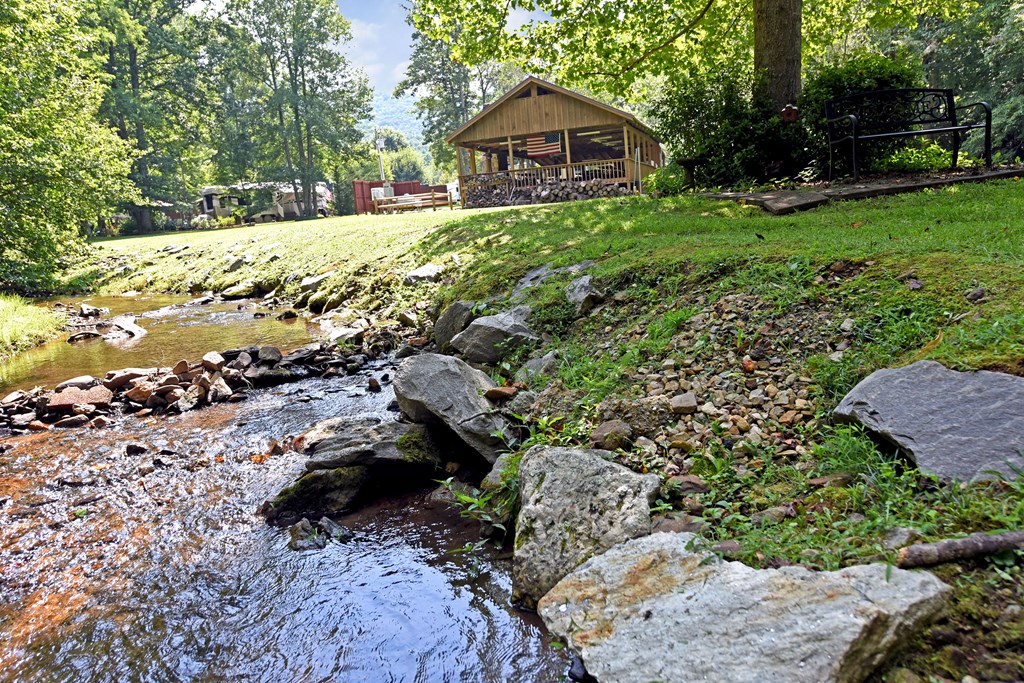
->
xmin=648 ymin=68 xmax=810 ymax=187
xmin=0 ymin=0 xmax=137 ymax=293
xmin=800 ymin=52 xmax=924 ymax=176
xmin=916 ymin=0 xmax=1024 ymax=162
xmin=877 ymin=141 xmax=961 ymax=173
xmin=395 ymin=13 xmax=523 ymax=179
xmin=643 ymin=163 xmax=692 ymax=196
xmin=384 ymin=147 xmax=428 ymax=182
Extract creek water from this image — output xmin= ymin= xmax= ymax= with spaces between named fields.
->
xmin=0 ymin=297 xmax=567 ymax=682
xmin=0 ymin=295 xmax=319 ymax=393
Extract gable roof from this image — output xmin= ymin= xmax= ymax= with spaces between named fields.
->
xmin=445 ymin=76 xmax=657 ymax=144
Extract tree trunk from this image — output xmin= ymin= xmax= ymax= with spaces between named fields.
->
xmin=752 ymin=0 xmax=803 ymax=111
xmin=128 ymin=44 xmax=153 ymax=232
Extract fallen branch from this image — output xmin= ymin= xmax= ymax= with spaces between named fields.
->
xmin=896 ymin=531 xmax=1024 ymax=568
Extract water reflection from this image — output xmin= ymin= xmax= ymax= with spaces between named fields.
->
xmin=1 ymin=295 xmax=318 ymax=393
xmin=0 ymin=371 xmax=567 ymax=682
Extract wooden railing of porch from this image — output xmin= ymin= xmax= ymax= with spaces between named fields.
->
xmin=461 ymin=158 xmax=658 ymax=193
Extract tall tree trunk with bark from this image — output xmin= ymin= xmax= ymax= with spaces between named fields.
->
xmin=752 ymin=0 xmax=803 ymax=111
xmin=128 ymin=44 xmax=153 ymax=231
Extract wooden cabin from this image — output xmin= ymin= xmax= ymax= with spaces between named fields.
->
xmin=447 ymin=77 xmax=664 ymax=207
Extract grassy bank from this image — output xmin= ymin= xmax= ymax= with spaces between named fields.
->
xmin=0 ymin=294 xmax=64 ymax=363
xmin=82 ymin=182 xmax=1024 ymax=680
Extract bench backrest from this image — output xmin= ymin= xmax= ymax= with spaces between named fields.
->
xmin=825 ymin=88 xmax=958 ymax=137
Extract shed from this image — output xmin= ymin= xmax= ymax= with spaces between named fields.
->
xmin=447 ymin=77 xmax=664 ymax=207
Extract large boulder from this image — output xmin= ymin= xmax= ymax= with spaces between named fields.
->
xmin=434 ymin=301 xmax=476 ymax=351
xmin=512 ymin=446 xmax=660 ymax=609
xmin=450 ymin=306 xmax=538 ymax=365
xmin=300 ymin=417 xmax=444 ymax=471
xmin=834 ymin=360 xmax=1024 ymax=481
xmin=393 ymin=354 xmax=509 ymax=463
xmin=538 ymin=532 xmax=950 ymax=683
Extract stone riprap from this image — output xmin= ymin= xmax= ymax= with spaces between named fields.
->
xmin=835 ymin=360 xmax=1024 ymax=481
xmin=512 ymin=446 xmax=659 ymax=609
xmin=539 ymin=532 xmax=950 ymax=683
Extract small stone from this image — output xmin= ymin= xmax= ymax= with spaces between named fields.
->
xmin=668 ymin=474 xmax=709 ymax=495
xmin=590 ymin=419 xmax=633 ymax=450
xmin=54 ymin=415 xmax=90 ymax=428
xmin=839 ymin=318 xmax=855 ymax=333
xmin=201 ymin=351 xmax=225 ymax=371
xmin=89 ymin=416 xmax=113 ymax=428
xmin=367 ymin=377 xmax=381 ymax=393
xmin=484 ymin=386 xmax=518 ymax=401
xmin=28 ymin=420 xmax=51 ymax=431
xmin=258 ymin=346 xmax=282 ymax=365
xmin=172 ymin=359 xmax=190 ymax=375
xmin=882 ymin=527 xmax=921 ymax=551
xmin=670 ymin=392 xmax=698 ymax=415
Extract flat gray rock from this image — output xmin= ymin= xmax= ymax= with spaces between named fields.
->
xmin=299 ymin=417 xmax=443 ymax=471
xmin=539 ymin=532 xmax=950 ymax=683
xmin=393 ymin=354 xmax=509 ymax=463
xmin=513 ymin=446 xmax=659 ymax=609
xmin=834 ymin=360 xmax=1024 ymax=480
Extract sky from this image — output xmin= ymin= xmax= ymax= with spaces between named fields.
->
xmin=338 ymin=1 xmax=415 ymax=97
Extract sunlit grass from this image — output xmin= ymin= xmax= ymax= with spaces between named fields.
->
xmin=0 ymin=294 xmax=63 ymax=363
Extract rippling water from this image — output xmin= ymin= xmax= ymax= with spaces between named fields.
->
xmin=0 ymin=301 xmax=567 ymax=682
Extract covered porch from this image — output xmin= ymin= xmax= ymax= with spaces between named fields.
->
xmin=447 ymin=78 xmax=664 ymax=207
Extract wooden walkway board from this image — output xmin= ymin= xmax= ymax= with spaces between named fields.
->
xmin=704 ymin=168 xmax=1022 ymax=215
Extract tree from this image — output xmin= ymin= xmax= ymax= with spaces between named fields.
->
xmin=410 ymin=0 xmax=967 ymax=108
xmin=385 ymin=147 xmax=428 ymax=182
xmin=225 ymin=0 xmax=371 ymax=218
xmin=0 ymin=0 xmax=136 ymax=292
xmin=91 ymin=0 xmax=216 ymax=232
xmin=396 ymin=12 xmax=523 ymax=177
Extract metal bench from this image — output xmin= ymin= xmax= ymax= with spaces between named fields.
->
xmin=825 ymin=88 xmax=992 ymax=181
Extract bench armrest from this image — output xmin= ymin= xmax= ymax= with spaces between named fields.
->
xmin=826 ymin=113 xmax=858 ymax=141
xmin=955 ymin=101 xmax=992 ymax=124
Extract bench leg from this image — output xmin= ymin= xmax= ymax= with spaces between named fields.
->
xmin=851 ymin=139 xmax=860 ymax=182
xmin=952 ymin=131 xmax=960 ymax=170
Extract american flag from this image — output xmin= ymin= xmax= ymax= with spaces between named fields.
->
xmin=526 ymin=133 xmax=562 ymax=157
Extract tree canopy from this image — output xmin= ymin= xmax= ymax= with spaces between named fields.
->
xmin=0 ymin=0 xmax=136 ymax=291
xmin=411 ymin=0 xmax=973 ymax=101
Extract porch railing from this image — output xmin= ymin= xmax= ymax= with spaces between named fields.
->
xmin=463 ymin=158 xmax=635 ymax=192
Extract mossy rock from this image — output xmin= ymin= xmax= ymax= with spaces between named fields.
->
xmin=260 ymin=465 xmax=369 ymax=526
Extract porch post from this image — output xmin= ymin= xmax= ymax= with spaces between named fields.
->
xmin=564 ymin=129 xmax=572 ymax=165
xmin=469 ymin=147 xmax=477 ymax=176
xmin=456 ymin=146 xmax=466 ymax=208
xmin=623 ymin=124 xmax=633 ymax=185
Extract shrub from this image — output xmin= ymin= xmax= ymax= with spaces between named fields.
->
xmin=800 ymin=52 xmax=924 ymax=177
xmin=648 ymin=67 xmax=809 ymax=188
xmin=643 ymin=163 xmax=692 ymax=196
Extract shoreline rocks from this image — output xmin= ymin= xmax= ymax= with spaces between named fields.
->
xmin=512 ymin=446 xmax=660 ymax=609
xmin=393 ymin=354 xmax=511 ymax=463
xmin=538 ymin=532 xmax=951 ymax=683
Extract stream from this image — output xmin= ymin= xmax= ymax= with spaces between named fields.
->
xmin=0 ymin=297 xmax=568 ymax=682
